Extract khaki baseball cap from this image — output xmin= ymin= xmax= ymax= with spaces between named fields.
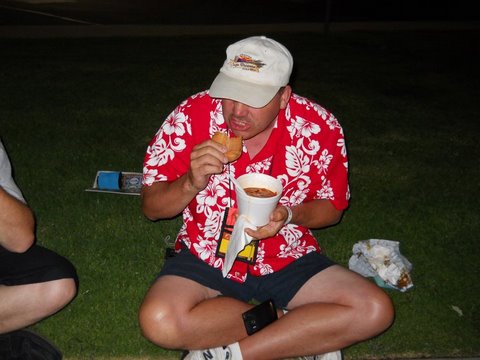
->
xmin=209 ymin=36 xmax=293 ymax=108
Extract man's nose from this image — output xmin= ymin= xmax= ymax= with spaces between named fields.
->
xmin=232 ymin=101 xmax=248 ymax=116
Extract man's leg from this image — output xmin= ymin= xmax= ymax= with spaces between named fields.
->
xmin=0 ymin=279 xmax=77 ymax=334
xmin=139 ymin=275 xmax=257 ymax=350
xmin=140 ymin=262 xmax=393 ymax=360
xmin=172 ymin=265 xmax=394 ymax=360
xmin=238 ymin=265 xmax=394 ymax=359
xmin=0 ymin=245 xmax=78 ymax=334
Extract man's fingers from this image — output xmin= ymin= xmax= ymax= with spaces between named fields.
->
xmin=191 ymin=140 xmax=227 ymax=163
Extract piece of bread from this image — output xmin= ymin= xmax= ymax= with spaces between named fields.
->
xmin=212 ymin=132 xmax=243 ymax=162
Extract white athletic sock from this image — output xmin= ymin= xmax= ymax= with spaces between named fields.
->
xmin=229 ymin=342 xmax=243 ymax=359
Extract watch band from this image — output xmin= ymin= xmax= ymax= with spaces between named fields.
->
xmin=284 ymin=206 xmax=293 ymax=225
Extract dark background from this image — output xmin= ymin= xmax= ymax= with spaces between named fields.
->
xmin=1 ymin=0 xmax=479 ymax=26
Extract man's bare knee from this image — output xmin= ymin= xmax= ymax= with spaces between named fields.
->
xmin=369 ymin=290 xmax=395 ymax=333
xmin=139 ymin=301 xmax=186 ymax=349
xmin=43 ymin=278 xmax=77 ymax=314
xmin=354 ymin=288 xmax=395 ymax=340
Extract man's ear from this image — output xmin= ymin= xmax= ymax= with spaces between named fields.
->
xmin=280 ymin=85 xmax=292 ymax=109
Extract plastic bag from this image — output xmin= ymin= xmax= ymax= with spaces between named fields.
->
xmin=348 ymin=239 xmax=413 ymax=292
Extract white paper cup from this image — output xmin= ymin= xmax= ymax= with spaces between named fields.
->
xmin=236 ymin=173 xmax=283 ymax=227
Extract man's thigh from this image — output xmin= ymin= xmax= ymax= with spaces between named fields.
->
xmin=155 ymin=246 xmax=258 ymax=302
xmin=287 ymin=264 xmax=382 ymax=309
xmin=143 ymin=275 xmax=221 ymax=312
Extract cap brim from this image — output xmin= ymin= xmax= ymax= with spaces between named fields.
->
xmin=209 ymin=72 xmax=280 ymax=108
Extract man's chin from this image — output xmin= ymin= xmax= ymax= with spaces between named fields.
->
xmin=230 ymin=129 xmax=253 ymax=140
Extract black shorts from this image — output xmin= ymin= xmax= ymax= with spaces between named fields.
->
xmin=0 ymin=245 xmax=78 ymax=288
xmin=158 ymin=246 xmax=335 ymax=309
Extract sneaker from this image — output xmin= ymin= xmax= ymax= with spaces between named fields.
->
xmin=299 ymin=350 xmax=343 ymax=360
xmin=0 ymin=329 xmax=62 ymax=359
xmin=182 ymin=345 xmax=233 ymax=360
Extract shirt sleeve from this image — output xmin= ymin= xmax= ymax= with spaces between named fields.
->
xmin=142 ymin=100 xmax=195 ymax=186
xmin=318 ymin=118 xmax=349 ymax=210
xmin=290 ymin=98 xmax=349 ymax=211
xmin=0 ymin=140 xmax=26 ymax=203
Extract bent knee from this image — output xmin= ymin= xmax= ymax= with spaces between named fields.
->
xmin=47 ymin=278 xmax=77 ymax=310
xmin=139 ymin=301 xmax=187 ymax=349
xmin=360 ymin=289 xmax=395 ymax=336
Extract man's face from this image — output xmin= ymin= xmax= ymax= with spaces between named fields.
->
xmin=221 ymin=86 xmax=291 ymax=140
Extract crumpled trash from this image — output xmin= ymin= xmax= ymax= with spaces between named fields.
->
xmin=348 ymin=239 xmax=413 ymax=292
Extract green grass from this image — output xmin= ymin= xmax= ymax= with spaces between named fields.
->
xmin=0 ymin=30 xmax=479 ymax=359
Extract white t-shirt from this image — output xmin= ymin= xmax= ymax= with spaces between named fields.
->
xmin=0 ymin=139 xmax=26 ymax=203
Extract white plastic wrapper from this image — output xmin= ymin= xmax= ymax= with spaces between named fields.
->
xmin=348 ymin=239 xmax=413 ymax=292
xmin=222 ymin=215 xmax=255 ymax=277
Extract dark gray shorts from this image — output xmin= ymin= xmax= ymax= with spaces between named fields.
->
xmin=0 ymin=245 xmax=78 ymax=288
xmin=158 ymin=246 xmax=335 ymax=309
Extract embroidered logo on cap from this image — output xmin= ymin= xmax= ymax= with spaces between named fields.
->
xmin=229 ymin=54 xmax=265 ymax=72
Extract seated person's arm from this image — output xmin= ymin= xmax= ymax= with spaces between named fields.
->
xmin=142 ymin=139 xmax=228 ymax=221
xmin=0 ymin=186 xmax=35 ymax=252
xmin=141 ymin=174 xmax=200 ymax=220
xmin=286 ymin=199 xmax=343 ymax=229
xmin=246 ymin=199 xmax=343 ymax=240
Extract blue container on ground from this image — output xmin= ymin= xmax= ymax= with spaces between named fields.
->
xmin=97 ymin=171 xmax=121 ymax=191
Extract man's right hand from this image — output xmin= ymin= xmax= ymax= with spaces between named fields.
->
xmin=186 ymin=139 xmax=228 ymax=191
xmin=142 ymin=139 xmax=228 ymax=221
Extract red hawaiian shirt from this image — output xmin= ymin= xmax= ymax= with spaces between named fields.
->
xmin=143 ymin=91 xmax=349 ymax=283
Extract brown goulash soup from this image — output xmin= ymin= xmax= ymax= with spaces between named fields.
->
xmin=243 ymin=187 xmax=277 ymax=198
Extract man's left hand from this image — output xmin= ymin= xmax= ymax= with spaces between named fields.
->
xmin=244 ymin=206 xmax=289 ymax=240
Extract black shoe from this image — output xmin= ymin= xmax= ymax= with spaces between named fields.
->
xmin=0 ymin=329 xmax=62 ymax=360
